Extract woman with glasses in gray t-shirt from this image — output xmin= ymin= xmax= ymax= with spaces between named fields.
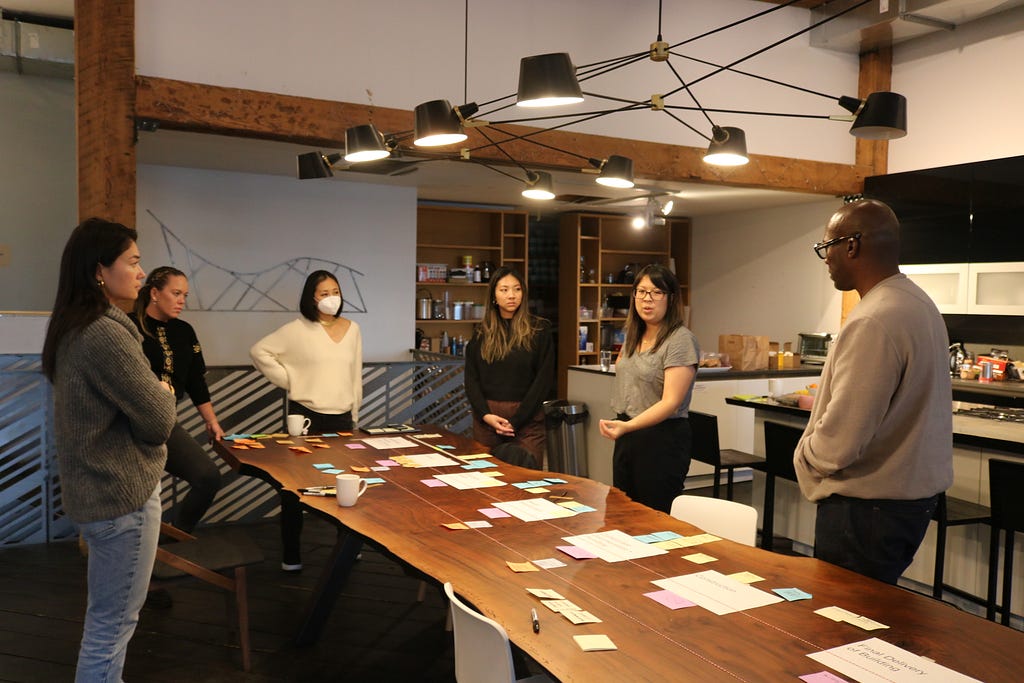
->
xmin=599 ymin=263 xmax=699 ymax=512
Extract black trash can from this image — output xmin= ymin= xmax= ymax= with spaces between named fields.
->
xmin=543 ymin=400 xmax=588 ymax=477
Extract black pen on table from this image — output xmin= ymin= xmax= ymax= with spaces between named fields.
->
xmin=531 ymin=608 xmax=540 ymax=633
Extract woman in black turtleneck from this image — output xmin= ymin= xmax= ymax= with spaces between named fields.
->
xmin=133 ymin=266 xmax=223 ymax=533
xmin=464 ymin=267 xmax=554 ymax=469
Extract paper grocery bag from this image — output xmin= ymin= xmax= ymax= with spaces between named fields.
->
xmin=718 ymin=334 xmax=769 ymax=371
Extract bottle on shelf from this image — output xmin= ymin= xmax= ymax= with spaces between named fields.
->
xmin=579 ymin=256 xmax=586 ymax=284
xmin=440 ymin=329 xmax=449 ymax=353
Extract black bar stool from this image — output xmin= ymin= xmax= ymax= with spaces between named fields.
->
xmin=931 ymin=492 xmax=990 ymax=600
xmin=986 ymin=458 xmax=1024 ymax=625
xmin=688 ymin=411 xmax=764 ymax=500
xmin=760 ymin=421 xmax=802 ymax=552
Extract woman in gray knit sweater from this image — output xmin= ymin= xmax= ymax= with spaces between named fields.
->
xmin=42 ymin=218 xmax=176 ymax=682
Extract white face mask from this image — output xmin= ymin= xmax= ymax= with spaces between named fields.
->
xmin=317 ymin=295 xmax=342 ymax=316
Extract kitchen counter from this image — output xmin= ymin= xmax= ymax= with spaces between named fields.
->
xmin=570 ymin=363 xmax=824 ymax=381
xmin=951 ymin=377 xmax=1024 ymax=408
xmin=725 ymin=395 xmax=1024 ymax=455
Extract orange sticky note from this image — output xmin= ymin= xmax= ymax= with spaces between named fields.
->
xmin=276 ymin=440 xmax=295 ymax=445
xmin=288 ymin=446 xmax=313 ymax=454
xmin=231 ymin=444 xmax=250 ymax=450
xmin=246 ymin=442 xmax=266 ymax=449
xmin=313 ymin=443 xmax=330 ymax=449
xmin=506 ymin=561 xmax=540 ymax=573
xmin=351 ymin=465 xmax=371 ymax=472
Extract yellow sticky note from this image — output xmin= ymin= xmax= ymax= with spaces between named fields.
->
xmin=506 ymin=561 xmax=540 ymax=573
xmin=524 ymin=487 xmax=550 ymax=493
xmin=304 ymin=437 xmax=324 ymax=443
xmin=573 ymin=634 xmax=617 ymax=652
xmin=442 ymin=522 xmax=469 ymax=530
xmin=726 ymin=571 xmax=765 ymax=584
xmin=459 ymin=453 xmax=493 ymax=460
xmin=351 ymin=466 xmax=371 ymax=472
xmin=482 ymin=471 xmax=505 ymax=478
xmin=652 ymin=539 xmax=683 ymax=550
xmin=682 ymin=552 xmax=717 ymax=564
xmin=276 ymin=440 xmax=294 ymax=445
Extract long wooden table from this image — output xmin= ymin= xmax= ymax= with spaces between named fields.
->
xmin=216 ymin=427 xmax=1024 ymax=682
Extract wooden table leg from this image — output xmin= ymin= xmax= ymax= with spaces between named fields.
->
xmin=295 ymin=527 xmax=364 ymax=645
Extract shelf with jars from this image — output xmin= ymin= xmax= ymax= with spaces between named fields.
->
xmin=415 ymin=205 xmax=528 ymax=353
xmin=556 ymin=212 xmax=691 ymax=397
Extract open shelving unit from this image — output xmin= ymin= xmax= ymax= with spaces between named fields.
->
xmin=416 ymin=205 xmax=528 ymax=351
xmin=557 ymin=213 xmax=691 ymax=397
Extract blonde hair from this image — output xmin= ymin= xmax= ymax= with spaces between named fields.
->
xmin=477 ymin=267 xmax=540 ymax=363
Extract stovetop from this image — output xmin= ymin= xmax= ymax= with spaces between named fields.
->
xmin=955 ymin=406 xmax=1024 ymax=424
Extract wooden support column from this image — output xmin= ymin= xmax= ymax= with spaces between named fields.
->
xmin=75 ymin=0 xmax=136 ymax=227
xmin=855 ymin=46 xmax=894 ymax=177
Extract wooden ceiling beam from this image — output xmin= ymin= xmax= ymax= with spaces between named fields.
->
xmin=136 ymin=75 xmax=866 ymax=197
xmin=75 ymin=0 xmax=136 ymax=226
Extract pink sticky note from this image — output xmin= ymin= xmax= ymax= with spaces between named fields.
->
xmin=376 ymin=459 xmax=399 ymax=467
xmin=799 ymin=673 xmax=848 ymax=683
xmin=479 ymin=508 xmax=511 ymax=519
xmin=644 ymin=590 xmax=696 ymax=610
xmin=421 ymin=478 xmax=447 ymax=487
xmin=556 ymin=545 xmax=597 ymax=560
xmin=345 ymin=443 xmax=367 ymax=449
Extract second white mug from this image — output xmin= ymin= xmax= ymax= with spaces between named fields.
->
xmin=286 ymin=414 xmax=311 ymax=436
xmin=336 ymin=473 xmax=368 ymax=507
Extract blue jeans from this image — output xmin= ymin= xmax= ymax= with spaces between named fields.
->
xmin=814 ymin=494 xmax=938 ymax=585
xmin=75 ymin=484 xmax=161 ymax=683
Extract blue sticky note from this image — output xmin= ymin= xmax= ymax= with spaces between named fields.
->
xmin=224 ymin=434 xmax=251 ymax=441
xmin=321 ymin=433 xmax=339 ymax=437
xmin=464 ymin=460 xmax=497 ymax=469
xmin=363 ymin=477 xmax=386 ymax=484
xmin=633 ymin=534 xmax=660 ymax=544
xmin=513 ymin=482 xmax=536 ymax=489
xmin=773 ymin=588 xmax=813 ymax=601
xmin=312 ymin=463 xmax=333 ymax=470
xmin=566 ymin=503 xmax=596 ymax=513
xmin=437 ymin=444 xmax=456 ymax=449
xmin=651 ymin=531 xmax=682 ymax=541
xmin=544 ymin=477 xmax=568 ymax=484
xmin=324 ymin=468 xmax=344 ymax=475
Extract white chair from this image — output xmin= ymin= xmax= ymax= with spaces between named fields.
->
xmin=669 ymin=495 xmax=758 ymax=547
xmin=443 ymin=582 xmax=553 ymax=683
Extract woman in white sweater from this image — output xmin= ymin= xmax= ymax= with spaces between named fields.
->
xmin=251 ymin=270 xmax=363 ymax=570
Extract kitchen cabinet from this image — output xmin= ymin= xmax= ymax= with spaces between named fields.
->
xmin=900 ymin=263 xmax=970 ymax=314
xmin=556 ymin=213 xmax=690 ymax=397
xmin=967 ymin=261 xmax=1024 ymax=315
xmin=415 ymin=205 xmax=528 ymax=349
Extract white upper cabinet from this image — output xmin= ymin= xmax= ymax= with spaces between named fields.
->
xmin=901 ymin=263 xmax=970 ymax=314
xmin=967 ymin=262 xmax=1024 ymax=315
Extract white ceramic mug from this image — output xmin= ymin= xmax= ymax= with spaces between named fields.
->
xmin=286 ymin=414 xmax=311 ymax=436
xmin=336 ymin=474 xmax=368 ymax=507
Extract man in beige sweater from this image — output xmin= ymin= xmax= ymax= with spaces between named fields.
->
xmin=794 ymin=199 xmax=952 ymax=584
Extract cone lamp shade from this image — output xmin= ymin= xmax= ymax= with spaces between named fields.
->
xmin=414 ymin=99 xmax=467 ymax=147
xmin=522 ymin=171 xmax=555 ymax=200
xmin=850 ymin=91 xmax=907 ymax=140
xmin=516 ymin=53 xmax=584 ymax=108
xmin=596 ymin=155 xmax=635 ymax=188
xmin=703 ymin=126 xmax=749 ymax=166
xmin=297 ymin=152 xmax=334 ymax=179
xmin=344 ymin=124 xmax=390 ymax=162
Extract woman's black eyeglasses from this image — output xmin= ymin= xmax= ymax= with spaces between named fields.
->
xmin=813 ymin=232 xmax=861 ymax=259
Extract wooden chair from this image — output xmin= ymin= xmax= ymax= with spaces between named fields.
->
xmin=670 ymin=495 xmax=758 ymax=547
xmin=443 ymin=582 xmax=553 ymax=683
xmin=760 ymin=421 xmax=802 ymax=551
xmin=151 ymin=523 xmax=265 ymax=672
xmin=986 ymin=458 xmax=1024 ymax=625
xmin=688 ymin=411 xmax=764 ymax=500
xmin=931 ymin=492 xmax=990 ymax=600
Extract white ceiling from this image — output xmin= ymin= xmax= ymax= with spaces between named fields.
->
xmin=8 ymin=0 xmax=834 ymax=218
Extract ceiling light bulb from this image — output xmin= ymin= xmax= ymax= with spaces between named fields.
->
xmin=704 ymin=126 xmax=749 ymax=166
xmin=661 ymin=199 xmax=674 ymax=216
xmin=631 ymin=215 xmax=647 ymax=229
xmin=414 ymin=100 xmax=469 ymax=147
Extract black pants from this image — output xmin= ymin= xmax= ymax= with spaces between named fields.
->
xmin=612 ymin=416 xmax=691 ymax=513
xmin=814 ymin=494 xmax=938 ymax=585
xmin=280 ymin=405 xmax=353 ymax=565
xmin=164 ymin=422 xmax=222 ymax=533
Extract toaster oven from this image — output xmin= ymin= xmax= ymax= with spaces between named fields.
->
xmin=798 ymin=332 xmax=833 ymax=365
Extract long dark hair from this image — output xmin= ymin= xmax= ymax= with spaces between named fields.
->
xmin=299 ymin=270 xmax=342 ymax=322
xmin=134 ymin=266 xmax=186 ymax=338
xmin=476 ymin=267 xmax=541 ymax=363
xmin=42 ymin=218 xmax=138 ymax=380
xmin=622 ymin=263 xmax=685 ymax=357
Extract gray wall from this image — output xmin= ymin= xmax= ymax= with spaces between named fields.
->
xmin=0 ymin=72 xmax=75 ymax=311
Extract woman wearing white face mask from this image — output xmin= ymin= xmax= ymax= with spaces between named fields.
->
xmin=251 ymin=270 xmax=363 ymax=570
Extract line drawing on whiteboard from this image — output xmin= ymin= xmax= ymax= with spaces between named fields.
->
xmin=145 ymin=210 xmax=367 ymax=313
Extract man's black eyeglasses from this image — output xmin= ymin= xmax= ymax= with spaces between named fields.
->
xmin=813 ymin=232 xmax=861 ymax=260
